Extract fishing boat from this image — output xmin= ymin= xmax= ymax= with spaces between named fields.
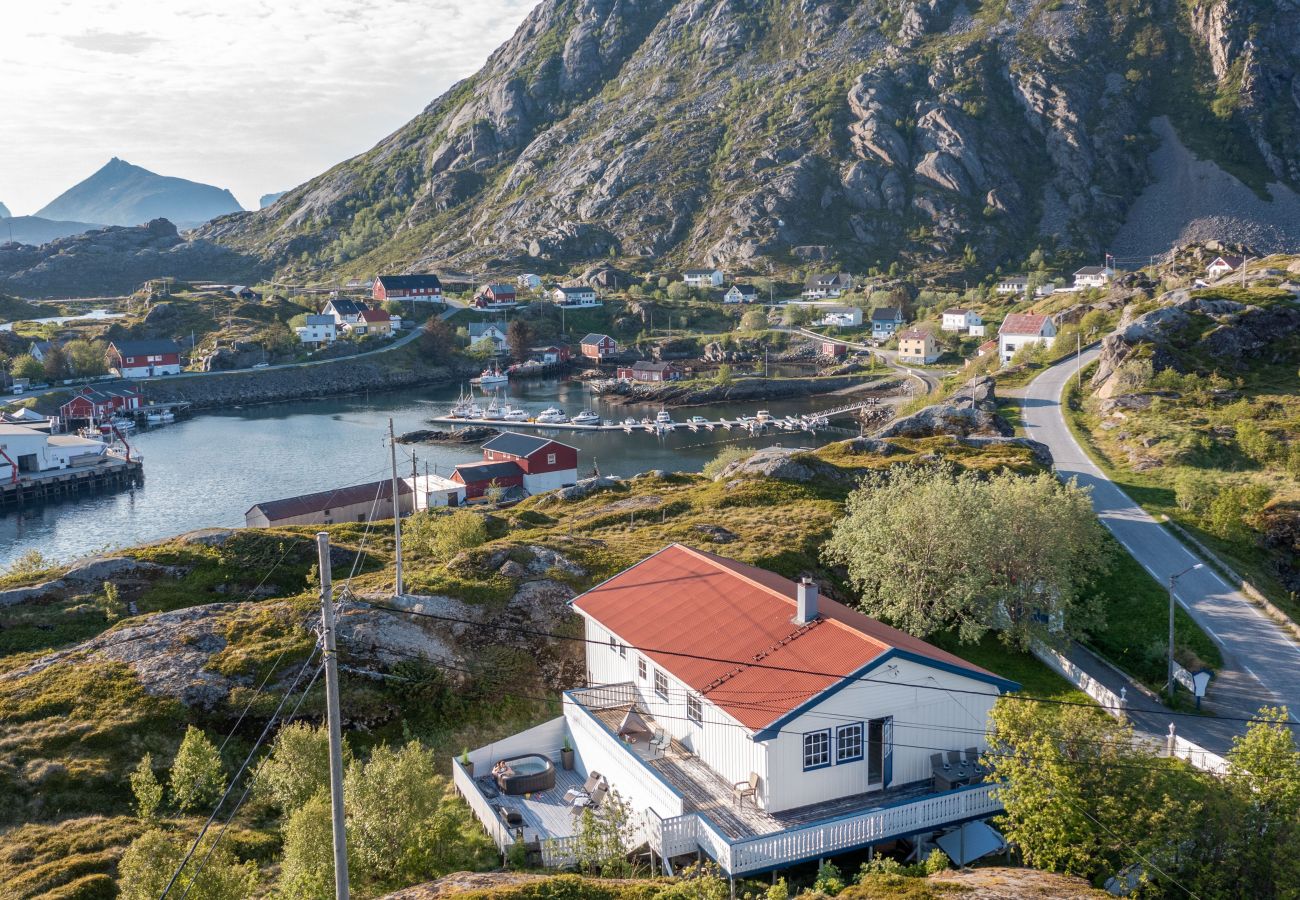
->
xmin=535 ymin=407 xmax=569 ymax=424
xmin=481 ymin=396 xmax=505 ymax=419
xmin=448 ymin=389 xmax=483 ymax=419
xmin=160 ymin=410 xmax=176 ymax=423
xmin=571 ymin=410 xmax=601 ymax=426
xmin=473 ymin=363 xmax=510 ymax=386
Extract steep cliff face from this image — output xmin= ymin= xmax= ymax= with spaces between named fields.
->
xmin=201 ymin=0 xmax=1300 ymax=276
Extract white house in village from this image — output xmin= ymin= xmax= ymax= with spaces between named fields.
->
xmin=454 ymin=545 xmax=1016 ymax=878
xmin=994 ymin=275 xmax=1029 ymax=296
xmin=683 ymin=268 xmax=724 ymax=288
xmin=997 ymin=313 xmax=1057 ymax=363
xmin=820 ymin=308 xmax=863 ymax=327
xmin=518 ymin=274 xmax=544 ymax=291
xmin=1205 ymin=255 xmax=1245 ymax=280
xmin=1072 ymin=266 xmax=1114 ymax=289
xmin=296 ymin=315 xmax=337 ymax=345
xmin=940 ymin=308 xmax=983 ymax=332
xmin=724 ymin=284 xmax=758 ymax=304
xmin=551 ymin=285 xmax=600 ymax=307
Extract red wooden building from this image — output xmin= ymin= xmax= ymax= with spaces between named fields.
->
xmin=473 ymin=283 xmax=517 ymax=309
xmin=579 ymin=333 xmax=618 ymax=361
xmin=453 ymin=432 xmax=579 ymax=499
xmin=59 ymin=385 xmax=143 ymax=425
xmin=373 ymin=274 xmax=443 ymax=302
xmin=616 ymin=360 xmax=683 ymax=383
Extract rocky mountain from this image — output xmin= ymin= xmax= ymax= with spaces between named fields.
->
xmin=37 ymin=157 xmax=243 ymax=229
xmin=1 ymin=214 xmax=105 ymax=246
xmin=0 ymin=218 xmax=264 ymax=298
xmin=0 ymin=201 xmax=10 ymax=218
xmin=199 ymin=0 xmax=1300 ymax=278
xmin=259 ymin=190 xmax=288 ymax=208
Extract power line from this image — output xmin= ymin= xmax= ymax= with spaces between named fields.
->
xmin=356 ymin=600 xmax=1295 ymax=732
xmin=159 ymin=644 xmax=323 ymax=900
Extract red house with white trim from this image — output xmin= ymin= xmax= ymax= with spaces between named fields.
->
xmin=453 ymin=432 xmax=579 ymax=499
xmin=373 ymin=274 xmax=443 ymax=302
xmin=474 ymin=283 xmax=518 ymax=309
xmin=59 ymin=385 xmax=144 ymax=425
xmin=579 ymin=333 xmax=618 ymax=361
xmin=109 ymin=340 xmax=182 ymax=378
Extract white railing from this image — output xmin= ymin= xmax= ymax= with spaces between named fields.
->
xmin=542 ymin=835 xmax=579 ymax=868
xmin=570 ymin=682 xmax=640 ymax=710
xmin=451 ymin=756 xmax=510 ymax=853
xmin=659 ymin=813 xmax=700 ymax=859
xmin=727 ymin=783 xmax=1001 ymax=875
xmin=694 ymin=814 xmax=735 ymax=873
xmin=1170 ymin=734 xmax=1231 ymax=776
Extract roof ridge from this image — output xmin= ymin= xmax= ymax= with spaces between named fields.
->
xmin=672 ymin=544 xmax=799 ymax=607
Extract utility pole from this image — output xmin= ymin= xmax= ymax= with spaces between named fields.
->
xmin=388 ymin=418 xmax=404 ymax=596
xmin=1167 ymin=563 xmax=1203 ymax=698
xmin=316 ymin=532 xmax=350 ymax=900
xmin=1076 ymin=331 xmax=1082 ymax=389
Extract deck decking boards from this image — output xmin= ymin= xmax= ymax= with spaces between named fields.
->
xmin=589 ymin=703 xmax=949 ymax=841
xmin=476 ymin=758 xmax=585 ymax=844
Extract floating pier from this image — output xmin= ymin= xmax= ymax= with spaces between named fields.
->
xmin=0 ymin=456 xmax=143 ymax=508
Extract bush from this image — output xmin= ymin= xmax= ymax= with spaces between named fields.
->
xmin=253 ymin=721 xmax=348 ymax=814
xmin=701 ymin=446 xmax=752 ymax=480
xmin=168 ymin=726 xmax=226 ymax=813
xmin=129 ymin=754 xmax=163 ymax=821
xmin=813 ymin=861 xmax=845 ymax=895
xmin=405 ymin=510 xmax=488 ymax=562
xmin=1235 ymin=421 xmax=1281 ymax=466
xmin=117 ymin=829 xmax=257 ymax=900
xmin=1174 ymin=471 xmax=1215 ymax=516
xmin=1205 ymin=484 xmax=1272 ymax=538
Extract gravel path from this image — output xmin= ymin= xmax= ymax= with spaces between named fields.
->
xmin=1111 ymin=116 xmax=1300 ymax=257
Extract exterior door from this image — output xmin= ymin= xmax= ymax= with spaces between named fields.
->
xmin=882 ymin=717 xmax=894 ymax=788
xmin=867 ymin=719 xmax=885 ymax=786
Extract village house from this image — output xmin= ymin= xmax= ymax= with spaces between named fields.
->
xmin=896 ymin=329 xmax=941 ymax=364
xmin=373 ymin=274 xmax=443 ymax=303
xmin=941 ymin=308 xmax=983 ymax=332
xmin=0 ymin=424 xmax=108 ymax=479
xmin=475 ymin=283 xmax=519 ymax=309
xmin=870 ymin=307 xmax=906 ymax=340
xmin=228 ymin=285 xmax=261 ymax=301
xmin=724 ymin=284 xmax=758 ymax=304
xmin=820 ymin=308 xmax=862 ymax=327
xmin=682 ymin=268 xmax=724 ymax=289
xmin=455 ymin=544 xmax=1016 ymax=877
xmin=452 ymin=432 xmax=579 ymax=501
xmin=975 ymin=338 xmax=998 ymax=359
xmin=580 ymin=333 xmax=618 ymax=361
xmin=1206 ymin=255 xmax=1245 ymax=279
xmin=58 ymin=385 xmax=143 ymax=427
xmin=296 ymin=315 xmax=337 ymax=346
xmin=993 ymin=276 xmax=1028 ymax=296
xmin=409 ymin=473 xmax=467 ymax=510
xmin=28 ymin=340 xmax=61 ymax=363
xmin=518 ymin=274 xmax=544 ymax=291
xmin=323 ymin=298 xmax=370 ymax=325
xmin=245 ymin=478 xmax=414 ymax=528
xmin=108 ymin=340 xmax=182 ymax=378
xmin=820 ymin=341 xmax=846 ymax=358
xmin=348 ymin=308 xmax=396 ymax=337
xmin=1034 ymin=284 xmax=1057 ymax=298
xmin=1072 ymin=266 xmax=1114 ymax=289
xmin=802 ymin=272 xmax=853 ymax=299
xmin=997 ymin=313 xmax=1057 ymax=363
xmin=551 ymin=285 xmax=600 ymax=307
xmin=468 ymin=323 xmax=509 ymax=355
xmin=617 ymin=360 xmax=683 ymax=383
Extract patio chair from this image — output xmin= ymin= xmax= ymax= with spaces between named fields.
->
xmin=563 ymin=770 xmax=603 ymax=805
xmin=651 ymin=730 xmax=673 ymax=758
xmin=572 ymin=782 xmax=608 ymax=813
xmin=964 ymin=747 xmax=986 ymax=774
xmin=733 ymin=772 xmax=759 ymax=809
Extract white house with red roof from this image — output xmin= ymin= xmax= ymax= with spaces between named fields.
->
xmin=997 ymin=312 xmax=1056 ymax=363
xmin=453 ymin=544 xmax=1017 ymax=877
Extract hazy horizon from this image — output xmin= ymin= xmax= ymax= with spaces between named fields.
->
xmin=0 ymin=0 xmax=538 ymax=217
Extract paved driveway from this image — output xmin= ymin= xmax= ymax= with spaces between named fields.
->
xmin=1021 ymin=348 xmax=1300 ymax=740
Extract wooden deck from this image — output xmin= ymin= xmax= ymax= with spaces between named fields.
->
xmin=466 ymin=756 xmax=585 ymax=844
xmin=589 ymin=704 xmax=943 ymax=841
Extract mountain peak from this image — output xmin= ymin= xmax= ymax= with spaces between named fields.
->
xmin=36 ymin=159 xmax=242 ymax=229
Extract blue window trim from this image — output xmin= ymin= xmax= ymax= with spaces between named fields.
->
xmin=802 ymin=728 xmax=832 ymax=771
xmin=835 ymin=722 xmax=864 ymax=764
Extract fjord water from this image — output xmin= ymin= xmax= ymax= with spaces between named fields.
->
xmin=0 ymin=379 xmax=844 ymax=567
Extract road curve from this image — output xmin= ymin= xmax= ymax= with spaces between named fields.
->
xmin=1021 ymin=348 xmax=1300 ymax=736
xmin=790 ymin=327 xmax=944 ymax=395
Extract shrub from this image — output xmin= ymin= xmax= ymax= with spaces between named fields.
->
xmin=168 ymin=726 xmax=226 ymax=813
xmin=1205 ymin=484 xmax=1272 ymax=538
xmin=813 ymin=861 xmax=845 ymax=895
xmin=1174 ymin=471 xmax=1215 ymax=515
xmin=129 ymin=754 xmax=163 ymax=821
xmin=701 ymin=446 xmax=753 ymax=480
xmin=405 ymin=510 xmax=488 ymax=561
xmin=1235 ymin=421 xmax=1281 ymax=466
xmin=117 ymin=829 xmax=257 ymax=900
xmin=253 ymin=721 xmax=347 ymax=815
xmin=5 ymin=548 xmax=52 ymax=580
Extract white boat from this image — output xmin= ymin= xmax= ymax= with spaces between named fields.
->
xmin=161 ymin=410 xmax=176 ymax=423
xmin=501 ymin=405 xmax=530 ymax=422
xmin=474 ymin=364 xmax=510 ymax=386
xmin=571 ymin=410 xmax=601 ymax=426
xmin=146 ymin=413 xmax=165 ymax=425
xmin=622 ymin=417 xmax=638 ymax=426
xmin=755 ymin=410 xmax=773 ymax=422
xmin=654 ymin=410 xmax=675 ymax=425
xmin=535 ymin=407 xmax=569 ymax=424
xmin=687 ymin=416 xmax=709 ymax=425
xmin=481 ymin=397 xmax=505 ymax=419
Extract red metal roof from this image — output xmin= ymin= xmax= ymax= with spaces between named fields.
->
xmin=998 ymin=313 xmax=1050 ymax=336
xmin=572 ymin=544 xmax=1005 ymax=732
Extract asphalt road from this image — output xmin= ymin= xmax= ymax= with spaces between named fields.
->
xmin=1022 ymin=348 xmax=1300 ymax=741
xmin=790 ymin=327 xmax=947 ymax=395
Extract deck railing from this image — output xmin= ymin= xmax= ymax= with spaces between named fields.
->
xmin=451 ymin=757 xmax=510 ymax=853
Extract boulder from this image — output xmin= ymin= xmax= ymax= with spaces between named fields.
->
xmin=692 ymin=524 xmax=737 ymax=543
xmin=959 ymin=436 xmax=1054 ymax=468
xmin=875 ymin=404 xmax=1011 ymax=439
xmin=534 ymin=475 xmax=623 ymax=505
xmin=716 ymin=446 xmax=821 ymax=482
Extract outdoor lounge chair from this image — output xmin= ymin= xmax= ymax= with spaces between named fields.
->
xmin=571 ymin=782 xmax=608 ymax=813
xmin=733 ymin=772 xmax=759 ymax=809
xmin=650 ymin=730 xmax=673 ymax=758
xmin=563 ymin=770 xmax=603 ymax=805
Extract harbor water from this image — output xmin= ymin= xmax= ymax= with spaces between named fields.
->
xmin=0 ymin=378 xmax=855 ymax=567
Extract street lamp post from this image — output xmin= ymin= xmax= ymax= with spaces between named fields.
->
xmin=1167 ymin=563 xmax=1204 ymax=699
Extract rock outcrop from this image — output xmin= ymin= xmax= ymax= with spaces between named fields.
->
xmin=875 ymin=376 xmax=1012 ymax=439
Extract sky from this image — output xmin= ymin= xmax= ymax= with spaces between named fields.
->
xmin=0 ymin=0 xmax=538 ymax=216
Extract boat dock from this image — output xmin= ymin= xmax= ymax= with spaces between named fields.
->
xmin=0 ymin=455 xmax=143 ymax=508
xmin=425 ymin=401 xmax=877 ymax=435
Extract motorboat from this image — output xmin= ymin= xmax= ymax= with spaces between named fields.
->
xmin=687 ymin=416 xmax=709 ymax=425
xmin=571 ymin=410 xmax=601 ymax=426
xmin=146 ymin=413 xmax=165 ymax=425
xmin=481 ymin=397 xmax=504 ymax=419
xmin=501 ymin=405 xmax=531 ymax=422
xmin=161 ymin=410 xmax=176 ymax=423
xmin=535 ymin=407 xmax=569 ymax=424
xmin=654 ymin=410 xmax=675 ymax=425
xmin=755 ymin=410 xmax=773 ymax=422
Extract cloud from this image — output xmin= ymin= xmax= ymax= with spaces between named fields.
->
xmin=63 ymin=28 xmax=159 ymax=55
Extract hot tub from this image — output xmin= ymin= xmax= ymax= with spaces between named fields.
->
xmin=496 ymin=754 xmax=556 ymax=795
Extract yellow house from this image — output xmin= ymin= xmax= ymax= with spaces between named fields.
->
xmin=351 ymin=308 xmax=396 ymax=337
xmin=896 ymin=329 xmax=940 ymax=364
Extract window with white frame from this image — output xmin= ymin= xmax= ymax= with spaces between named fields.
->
xmin=654 ymin=669 xmax=668 ymax=701
xmin=618 ymin=642 xmax=626 ymax=658
xmin=547 ymin=453 xmax=557 ymax=464
xmin=687 ymin=695 xmax=702 ymax=724
xmin=609 ymin=634 xmax=617 ymax=653
xmin=836 ymin=722 xmax=864 ymax=763
xmin=637 ymin=657 xmax=646 ymax=680
xmin=803 ymin=729 xmax=831 ymax=770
